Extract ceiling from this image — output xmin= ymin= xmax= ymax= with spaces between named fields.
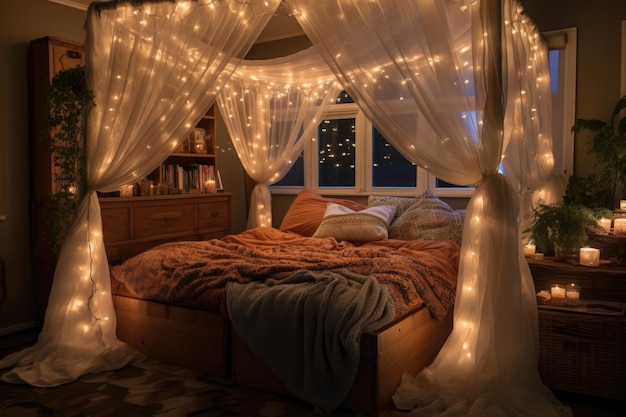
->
xmin=48 ymin=0 xmax=305 ymax=43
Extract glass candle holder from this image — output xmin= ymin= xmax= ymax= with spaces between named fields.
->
xmin=579 ymin=247 xmax=600 ymax=266
xmin=523 ymin=243 xmax=536 ymax=257
xmin=565 ymin=284 xmax=580 ymax=307
xmin=120 ymin=184 xmax=134 ymax=197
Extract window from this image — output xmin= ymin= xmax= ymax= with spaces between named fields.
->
xmin=317 ymin=118 xmax=356 ymax=187
xmin=272 ymin=92 xmax=465 ymax=196
xmin=544 ymin=28 xmax=577 ymax=178
xmin=273 ymin=30 xmax=576 ymax=196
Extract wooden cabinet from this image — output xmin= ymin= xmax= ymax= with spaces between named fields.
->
xmin=29 ymin=36 xmax=85 ymax=321
xmin=101 ymin=193 xmax=231 ymax=265
xmin=528 ymin=258 xmax=626 ymax=400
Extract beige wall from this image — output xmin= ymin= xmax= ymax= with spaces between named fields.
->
xmin=0 ymin=0 xmax=86 ymax=334
xmin=521 ymin=0 xmax=626 ymax=178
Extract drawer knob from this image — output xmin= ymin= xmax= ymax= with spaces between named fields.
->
xmin=211 ymin=211 xmax=219 ymax=218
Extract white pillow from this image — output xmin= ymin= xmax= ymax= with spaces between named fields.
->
xmin=313 ymin=203 xmax=396 ymax=242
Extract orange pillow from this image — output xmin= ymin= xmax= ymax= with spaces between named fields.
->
xmin=279 ymin=189 xmax=367 ymax=237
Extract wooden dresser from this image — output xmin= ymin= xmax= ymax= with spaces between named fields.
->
xmin=527 ymin=258 xmax=626 ymax=400
xmin=101 ymin=193 xmax=231 ymax=265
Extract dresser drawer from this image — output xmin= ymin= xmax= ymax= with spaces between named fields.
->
xmin=538 ymin=309 xmax=626 ymax=400
xmin=134 ymin=203 xmax=196 ymax=238
xmin=198 ymin=201 xmax=229 ymax=231
xmin=101 ymin=206 xmax=131 ymax=242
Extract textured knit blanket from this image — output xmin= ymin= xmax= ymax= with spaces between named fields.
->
xmin=227 ymin=268 xmax=395 ymax=413
xmin=110 ymin=227 xmax=458 ymax=320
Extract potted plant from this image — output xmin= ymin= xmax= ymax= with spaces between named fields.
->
xmin=568 ymin=96 xmax=626 ymax=210
xmin=43 ymin=65 xmax=93 ymax=255
xmin=526 ymin=202 xmax=612 ymax=257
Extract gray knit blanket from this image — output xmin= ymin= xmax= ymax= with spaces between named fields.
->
xmin=226 ymin=268 xmax=396 ymax=413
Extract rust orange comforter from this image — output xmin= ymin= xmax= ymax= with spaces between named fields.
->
xmin=110 ymin=226 xmax=460 ymax=319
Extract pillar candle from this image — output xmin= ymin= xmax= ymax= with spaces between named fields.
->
xmin=579 ymin=247 xmax=600 ymax=266
xmin=614 ymin=218 xmax=626 ymax=236
xmin=550 ymin=285 xmax=565 ymax=304
xmin=597 ymin=218 xmax=612 ymax=234
xmin=523 ymin=243 xmax=536 ymax=257
xmin=620 ymin=200 xmax=626 ymax=210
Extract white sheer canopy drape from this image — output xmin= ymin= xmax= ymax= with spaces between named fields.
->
xmin=288 ymin=0 xmax=570 ymax=415
xmin=2 ymin=1 xmax=573 ymax=413
xmin=0 ymin=0 xmax=279 ymax=386
xmin=216 ymin=47 xmax=340 ymax=228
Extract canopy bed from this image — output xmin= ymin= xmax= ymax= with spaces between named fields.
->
xmin=1 ymin=1 xmax=571 ymax=416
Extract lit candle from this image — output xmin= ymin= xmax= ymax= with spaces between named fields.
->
xmin=550 ymin=285 xmax=566 ymax=304
xmin=620 ymin=200 xmax=626 ymax=210
xmin=523 ymin=243 xmax=536 ymax=257
xmin=597 ymin=218 xmax=612 ymax=234
xmin=565 ymin=284 xmax=580 ymax=307
xmin=614 ymin=218 xmax=626 ymax=236
xmin=579 ymin=247 xmax=600 ymax=266
xmin=120 ymin=184 xmax=134 ymax=197
xmin=205 ymin=179 xmax=216 ymax=193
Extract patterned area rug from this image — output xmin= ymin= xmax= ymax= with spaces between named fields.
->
xmin=0 ymin=359 xmax=393 ymax=417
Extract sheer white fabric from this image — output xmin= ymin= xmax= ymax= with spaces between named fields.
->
xmin=288 ymin=0 xmax=571 ymax=415
xmin=0 ymin=0 xmax=574 ymax=411
xmin=216 ymin=47 xmax=340 ymax=228
xmin=0 ymin=0 xmax=279 ymax=386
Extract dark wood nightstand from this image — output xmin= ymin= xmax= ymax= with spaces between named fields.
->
xmin=527 ymin=258 xmax=626 ymax=401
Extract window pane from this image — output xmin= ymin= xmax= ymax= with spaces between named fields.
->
xmin=273 ymin=152 xmax=304 ymax=187
xmin=549 ymin=49 xmax=560 ymax=94
xmin=435 ymin=178 xmax=467 ymax=188
xmin=318 ymin=118 xmax=355 ymax=187
xmin=372 ymin=128 xmax=416 ymax=187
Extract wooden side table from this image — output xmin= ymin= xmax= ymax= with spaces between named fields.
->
xmin=527 ymin=258 xmax=626 ymax=401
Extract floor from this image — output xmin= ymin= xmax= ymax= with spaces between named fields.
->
xmin=0 ymin=327 xmax=624 ymax=417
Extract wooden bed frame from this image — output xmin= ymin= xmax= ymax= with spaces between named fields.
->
xmin=112 ymin=293 xmax=453 ymax=416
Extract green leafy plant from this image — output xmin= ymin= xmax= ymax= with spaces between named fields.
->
xmin=569 ymin=96 xmax=626 ymax=209
xmin=44 ymin=65 xmax=93 ymax=255
xmin=526 ymin=202 xmax=612 ymax=256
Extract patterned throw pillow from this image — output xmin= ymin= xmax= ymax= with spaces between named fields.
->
xmin=367 ymin=195 xmax=417 ymax=223
xmin=389 ymin=190 xmax=465 ymax=245
xmin=313 ymin=203 xmax=396 ymax=242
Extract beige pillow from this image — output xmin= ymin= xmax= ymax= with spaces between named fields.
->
xmin=389 ymin=190 xmax=465 ymax=245
xmin=313 ymin=203 xmax=396 ymax=242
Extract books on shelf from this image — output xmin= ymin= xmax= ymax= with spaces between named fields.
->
xmin=161 ymin=163 xmax=217 ymax=193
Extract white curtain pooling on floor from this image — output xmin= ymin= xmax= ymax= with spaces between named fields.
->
xmin=0 ymin=0 xmax=279 ymax=386
xmin=216 ymin=47 xmax=341 ymax=228
xmin=288 ymin=0 xmax=570 ymax=415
